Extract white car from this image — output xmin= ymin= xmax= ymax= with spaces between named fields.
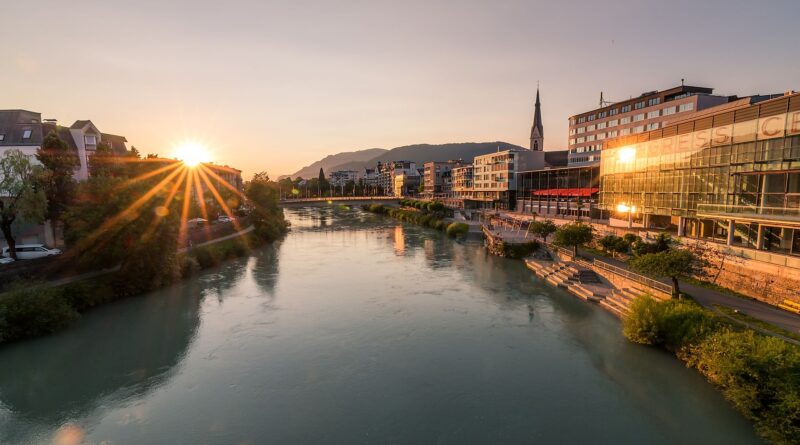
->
xmin=0 ymin=257 xmax=14 ymax=265
xmin=1 ymin=244 xmax=62 ymax=260
xmin=218 ymin=215 xmax=234 ymax=223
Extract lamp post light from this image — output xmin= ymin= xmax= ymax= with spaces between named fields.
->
xmin=616 ymin=202 xmax=637 ymax=229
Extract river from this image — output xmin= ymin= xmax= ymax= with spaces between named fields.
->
xmin=0 ymin=207 xmax=762 ymax=444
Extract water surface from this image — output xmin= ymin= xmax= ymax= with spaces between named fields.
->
xmin=0 ymin=207 xmax=761 ymax=444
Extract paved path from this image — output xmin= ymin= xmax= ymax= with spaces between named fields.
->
xmin=575 ymin=248 xmax=800 ymax=335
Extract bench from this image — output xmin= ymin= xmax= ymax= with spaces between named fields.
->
xmin=778 ymin=299 xmax=800 ymax=315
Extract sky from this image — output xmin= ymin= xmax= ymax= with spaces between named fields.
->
xmin=3 ymin=0 xmax=799 ymax=178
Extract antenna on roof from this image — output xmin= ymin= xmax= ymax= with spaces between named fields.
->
xmin=599 ymin=91 xmax=604 ymax=107
xmin=681 ymin=78 xmax=685 ymax=86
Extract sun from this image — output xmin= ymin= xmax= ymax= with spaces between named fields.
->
xmin=173 ymin=141 xmax=211 ymax=167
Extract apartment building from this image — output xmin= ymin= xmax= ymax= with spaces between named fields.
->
xmin=568 ymin=85 xmax=732 ymax=167
xmin=422 ymin=160 xmax=464 ymax=199
xmin=329 ymin=170 xmax=360 ymax=187
xmin=469 ymin=149 xmax=545 ymax=209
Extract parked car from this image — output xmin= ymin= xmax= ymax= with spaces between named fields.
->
xmin=218 ymin=215 xmax=234 ymax=223
xmin=1 ymin=244 xmax=62 ymax=260
xmin=186 ymin=218 xmax=209 ymax=229
xmin=0 ymin=256 xmax=14 ymax=265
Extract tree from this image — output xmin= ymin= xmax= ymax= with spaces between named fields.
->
xmin=553 ymin=222 xmax=593 ymax=257
xmin=529 ymin=219 xmax=557 ymax=244
xmin=37 ymin=131 xmax=79 ymax=243
xmin=318 ymin=168 xmax=325 ymax=183
xmin=244 ymin=172 xmax=289 ymax=242
xmin=598 ymin=235 xmax=630 ymax=258
xmin=630 ymin=249 xmax=694 ymax=298
xmin=0 ymin=150 xmax=47 ymax=259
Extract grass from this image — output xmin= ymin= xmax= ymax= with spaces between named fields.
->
xmin=713 ymin=304 xmax=800 ymax=343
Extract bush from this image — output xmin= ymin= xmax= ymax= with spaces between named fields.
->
xmin=623 ymin=295 xmax=800 ymax=443
xmin=446 ymin=222 xmax=469 ymax=238
xmin=59 ymin=280 xmax=116 ymax=311
xmin=598 ymin=235 xmax=629 ymax=257
xmin=0 ymin=284 xmax=79 ymax=343
xmin=501 ymin=241 xmax=540 ymax=259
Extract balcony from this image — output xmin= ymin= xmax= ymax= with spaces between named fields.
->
xmin=696 ymin=204 xmax=800 ymax=225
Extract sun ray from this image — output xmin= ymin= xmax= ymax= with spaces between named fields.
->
xmin=190 ymin=169 xmax=214 ymax=241
xmin=64 ymin=165 xmax=187 ymax=259
xmin=111 ymin=161 xmax=182 ymax=193
xmin=178 ymin=166 xmax=196 ymax=249
xmin=141 ymin=167 xmax=189 ymax=242
xmin=195 ymin=167 xmax=248 ymax=248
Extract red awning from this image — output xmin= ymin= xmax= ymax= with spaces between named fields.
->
xmin=530 ymin=187 xmax=599 ymax=197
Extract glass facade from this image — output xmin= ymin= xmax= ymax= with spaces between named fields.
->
xmin=517 ymin=166 xmax=600 ymax=219
xmin=599 ymin=94 xmax=800 ymax=254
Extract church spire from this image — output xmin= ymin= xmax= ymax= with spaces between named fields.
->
xmin=530 ymin=87 xmax=543 ymax=151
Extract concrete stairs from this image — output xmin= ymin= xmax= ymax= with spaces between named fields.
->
xmin=599 ymin=288 xmax=643 ymax=318
xmin=525 ymin=259 xmax=609 ymax=303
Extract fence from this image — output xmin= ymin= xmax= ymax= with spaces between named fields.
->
xmin=589 ymin=258 xmax=673 ymax=294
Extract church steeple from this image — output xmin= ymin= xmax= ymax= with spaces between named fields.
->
xmin=530 ymin=88 xmax=543 ymax=151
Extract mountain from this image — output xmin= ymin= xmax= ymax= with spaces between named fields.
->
xmin=284 ymin=148 xmax=387 ymax=180
xmin=288 ymin=142 xmax=525 ymax=178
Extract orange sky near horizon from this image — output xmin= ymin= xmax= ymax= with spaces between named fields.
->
xmin=3 ymin=0 xmax=798 ymax=180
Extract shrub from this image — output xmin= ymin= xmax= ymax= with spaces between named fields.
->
xmin=59 ymin=280 xmax=116 ymax=311
xmin=446 ymin=222 xmax=469 ymax=238
xmin=501 ymin=241 xmax=540 ymax=259
xmin=598 ymin=235 xmax=629 ymax=257
xmin=0 ymin=284 xmax=79 ymax=343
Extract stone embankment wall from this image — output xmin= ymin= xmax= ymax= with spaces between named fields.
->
xmin=704 ymin=256 xmax=800 ymax=306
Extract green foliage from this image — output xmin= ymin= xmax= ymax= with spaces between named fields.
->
xmin=64 ymin=156 xmax=183 ymax=295
xmin=500 ymin=241 xmax=540 ymax=259
xmin=598 ymin=235 xmax=630 ymax=257
xmin=0 ymin=150 xmax=48 ymax=259
xmin=529 ymin=220 xmax=557 ymax=243
xmin=623 ymin=233 xmax=641 ymax=245
xmin=446 ymin=222 xmax=469 ymax=238
xmin=245 ymin=172 xmax=290 ymax=243
xmin=364 ymin=204 xmax=448 ymax=232
xmin=189 ymin=236 xmax=251 ymax=270
xmin=553 ymin=222 xmax=593 ymax=256
xmin=632 ymin=233 xmax=673 ymax=256
xmin=630 ymin=249 xmax=694 ymax=296
xmin=624 ymin=295 xmax=800 ymax=444
xmin=0 ymin=284 xmax=79 ymax=343
xmin=37 ymin=131 xmax=79 ymax=227
xmin=58 ymin=280 xmax=117 ymax=312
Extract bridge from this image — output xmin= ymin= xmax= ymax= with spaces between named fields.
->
xmin=278 ymin=196 xmax=400 ymax=207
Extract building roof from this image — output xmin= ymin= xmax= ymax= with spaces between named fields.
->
xmin=69 ymin=120 xmax=92 ymax=129
xmin=41 ymin=123 xmax=78 ymax=151
xmin=101 ymin=133 xmax=129 ymax=155
xmin=569 ymin=84 xmax=717 ymax=120
xmin=0 ymin=109 xmax=44 ymax=146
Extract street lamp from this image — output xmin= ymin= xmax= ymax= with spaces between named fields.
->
xmin=616 ymin=202 xmax=637 ymax=229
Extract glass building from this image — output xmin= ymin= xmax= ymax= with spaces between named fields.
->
xmin=599 ymin=92 xmax=800 ymax=255
xmin=517 ymin=165 xmax=600 ymax=219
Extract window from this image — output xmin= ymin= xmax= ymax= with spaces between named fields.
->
xmin=597 ymin=122 xmax=607 ymax=129
xmin=632 ymin=125 xmax=645 ymax=133
xmin=577 ymin=127 xmax=585 ymax=134
xmin=587 ymin=124 xmax=595 ymax=131
xmin=634 ymin=101 xmax=645 ymax=110
xmin=569 ymin=138 xmax=576 ymax=145
xmin=598 ymin=111 xmax=607 ymax=118
xmin=576 ymin=137 xmax=585 ymax=143
xmin=608 ymin=119 xmax=618 ymax=127
xmin=577 ymin=116 xmax=586 ymax=123
xmin=0 ymin=134 xmax=4 ymax=141
xmin=620 ymin=116 xmax=631 ymax=124
xmin=85 ymin=135 xmax=97 ymax=145
xmin=662 ymin=106 xmax=677 ymax=116
xmin=609 ymin=108 xmax=618 ymax=116
xmin=646 ymin=123 xmax=660 ymax=131
xmin=648 ymin=98 xmax=661 ymax=106
xmin=607 ymin=130 xmax=618 ymax=138
xmin=647 ymin=110 xmax=660 ymax=119
xmin=620 ymin=128 xmax=630 ymax=136
xmin=586 ymin=134 xmax=596 ymax=141
xmin=621 ymin=105 xmax=632 ymax=113
xmin=678 ymin=102 xmax=694 ymax=112
xmin=587 ymin=114 xmax=596 ymax=121
xmin=22 ymin=130 xmax=32 ymax=139
xmin=597 ymin=133 xmax=606 ymax=140
xmin=633 ymin=113 xmax=645 ymax=122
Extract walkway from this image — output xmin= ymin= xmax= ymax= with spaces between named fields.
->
xmin=576 ymin=248 xmax=800 ymax=335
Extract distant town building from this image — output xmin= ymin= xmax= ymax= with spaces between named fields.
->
xmin=329 ymin=170 xmax=360 ymax=187
xmin=377 ymin=161 xmax=418 ymax=196
xmin=568 ymin=85 xmax=733 ymax=167
xmin=393 ymin=171 xmax=421 ymax=197
xmin=452 ymin=165 xmax=474 ymax=200
xmin=203 ymin=163 xmax=243 ymax=192
xmin=423 ymin=160 xmax=464 ymax=199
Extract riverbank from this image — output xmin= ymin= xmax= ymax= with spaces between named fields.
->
xmin=362 ymin=202 xmax=469 ymax=238
xmin=0 ymin=228 xmax=280 ymax=345
xmin=624 ymin=296 xmax=800 ymax=444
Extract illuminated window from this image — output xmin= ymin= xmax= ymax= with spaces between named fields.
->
xmin=608 ymin=119 xmax=618 ymax=127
